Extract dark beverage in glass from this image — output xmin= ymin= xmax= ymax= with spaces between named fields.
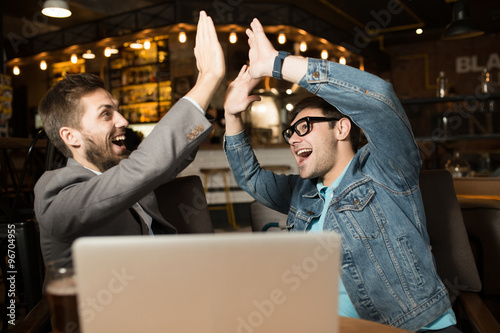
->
xmin=45 ymin=264 xmax=80 ymax=333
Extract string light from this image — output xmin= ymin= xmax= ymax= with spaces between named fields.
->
xmin=278 ymin=32 xmax=286 ymax=44
xmin=40 ymin=60 xmax=47 ymax=70
xmin=321 ymin=50 xmax=329 ymax=60
xmin=229 ymin=30 xmax=237 ymax=44
xmin=13 ymin=66 xmax=20 ymax=75
xmin=71 ymin=54 xmax=78 ymax=63
xmin=299 ymin=41 xmax=307 ymax=52
xmin=178 ymin=30 xmax=187 ymax=43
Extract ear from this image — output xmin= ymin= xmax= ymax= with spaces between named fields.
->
xmin=60 ymin=127 xmax=81 ymax=149
xmin=335 ymin=118 xmax=351 ymax=141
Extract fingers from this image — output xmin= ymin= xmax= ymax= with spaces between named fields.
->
xmin=250 ymin=18 xmax=264 ymax=33
xmin=237 ymin=65 xmax=248 ymax=78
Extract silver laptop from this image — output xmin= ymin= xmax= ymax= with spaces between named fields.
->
xmin=72 ymin=232 xmax=341 ymax=333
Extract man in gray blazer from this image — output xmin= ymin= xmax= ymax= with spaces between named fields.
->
xmin=34 ymin=11 xmax=224 ymax=267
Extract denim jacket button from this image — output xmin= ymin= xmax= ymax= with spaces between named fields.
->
xmin=353 ymin=198 xmax=360 ymax=206
xmin=312 ymin=71 xmax=320 ymax=79
xmin=306 ymin=211 xmax=313 ymax=215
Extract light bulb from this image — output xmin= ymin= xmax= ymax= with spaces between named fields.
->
xmin=300 ymin=41 xmax=307 ymax=52
xmin=13 ymin=66 xmax=20 ymax=75
xmin=229 ymin=31 xmax=237 ymax=44
xmin=144 ymin=40 xmax=151 ymax=50
xmin=321 ymin=50 xmax=328 ymax=60
xmin=130 ymin=41 xmax=143 ymax=49
xmin=82 ymin=50 xmax=95 ymax=59
xmin=278 ymin=33 xmax=286 ymax=44
xmin=339 ymin=56 xmax=346 ymax=65
xmin=179 ymin=31 xmax=187 ymax=43
xmin=104 ymin=47 xmax=112 ymax=57
xmin=71 ymin=54 xmax=78 ymax=64
xmin=40 ymin=60 xmax=47 ymax=70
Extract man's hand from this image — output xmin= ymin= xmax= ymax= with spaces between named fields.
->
xmin=245 ymin=18 xmax=278 ymax=79
xmin=186 ymin=11 xmax=225 ymax=111
xmin=224 ymin=65 xmax=261 ymax=116
xmin=194 ymin=11 xmax=225 ymax=81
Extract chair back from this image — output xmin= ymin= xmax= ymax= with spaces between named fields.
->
xmin=249 ymin=201 xmax=288 ymax=232
xmin=419 ymin=170 xmax=481 ymax=301
xmin=154 ymin=176 xmax=214 ymax=233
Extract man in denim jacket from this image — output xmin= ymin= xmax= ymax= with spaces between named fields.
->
xmin=223 ymin=18 xmax=458 ymax=332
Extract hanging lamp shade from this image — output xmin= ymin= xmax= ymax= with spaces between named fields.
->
xmin=42 ymin=0 xmax=72 ymax=18
xmin=443 ymin=0 xmax=484 ymax=40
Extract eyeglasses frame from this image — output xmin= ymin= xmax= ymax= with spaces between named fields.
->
xmin=282 ymin=116 xmax=342 ymax=143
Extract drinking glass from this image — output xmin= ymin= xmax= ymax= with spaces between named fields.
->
xmin=44 ymin=259 xmax=80 ymax=333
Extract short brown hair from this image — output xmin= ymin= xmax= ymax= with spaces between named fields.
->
xmin=290 ymin=96 xmax=360 ymax=152
xmin=38 ymin=73 xmax=105 ymax=158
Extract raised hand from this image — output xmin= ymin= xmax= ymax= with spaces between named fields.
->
xmin=194 ymin=11 xmax=225 ymax=81
xmin=224 ymin=65 xmax=261 ymax=116
xmin=186 ymin=11 xmax=225 ymax=111
xmin=245 ymin=18 xmax=278 ymax=79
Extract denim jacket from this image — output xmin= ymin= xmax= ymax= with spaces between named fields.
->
xmin=224 ymin=59 xmax=451 ymax=331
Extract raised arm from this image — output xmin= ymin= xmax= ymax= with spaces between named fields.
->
xmin=185 ymin=11 xmax=225 ymax=110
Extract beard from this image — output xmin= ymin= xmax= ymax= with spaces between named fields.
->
xmin=83 ymin=135 xmax=130 ymax=172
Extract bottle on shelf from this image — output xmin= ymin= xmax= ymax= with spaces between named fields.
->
xmin=436 ymin=71 xmax=448 ymax=98
xmin=444 ymin=151 xmax=471 ymax=177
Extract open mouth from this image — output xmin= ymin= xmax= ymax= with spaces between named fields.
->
xmin=111 ymin=134 xmax=126 ymax=148
xmin=296 ymin=148 xmax=312 ymax=158
xmin=296 ymin=148 xmax=312 ymax=164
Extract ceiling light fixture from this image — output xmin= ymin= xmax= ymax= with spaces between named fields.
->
xmin=229 ymin=30 xmax=237 ymax=44
xmin=130 ymin=41 xmax=143 ymax=49
xmin=443 ymin=0 xmax=484 ymax=40
xmin=82 ymin=50 xmax=95 ymax=59
xmin=178 ymin=30 xmax=187 ymax=43
xmin=278 ymin=32 xmax=286 ymax=44
xmin=42 ymin=0 xmax=72 ymax=18
xmin=299 ymin=41 xmax=307 ymax=52
xmin=321 ymin=50 xmax=329 ymax=60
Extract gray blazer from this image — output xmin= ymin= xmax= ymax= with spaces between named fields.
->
xmin=34 ymin=98 xmax=212 ymax=266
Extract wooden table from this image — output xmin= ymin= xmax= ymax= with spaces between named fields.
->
xmin=340 ymin=317 xmax=412 ymax=332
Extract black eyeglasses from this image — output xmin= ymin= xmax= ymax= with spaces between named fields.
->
xmin=282 ymin=116 xmax=341 ymax=144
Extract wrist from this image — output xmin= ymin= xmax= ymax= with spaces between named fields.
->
xmin=272 ymin=51 xmax=291 ymax=79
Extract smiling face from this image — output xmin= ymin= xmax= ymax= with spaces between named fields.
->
xmin=76 ymin=88 xmax=130 ymax=172
xmin=288 ymin=107 xmax=340 ymax=183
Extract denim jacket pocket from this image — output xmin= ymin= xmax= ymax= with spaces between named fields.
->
xmin=397 ymin=236 xmax=425 ymax=287
xmin=334 ymin=185 xmax=386 ymax=239
xmin=287 ymin=206 xmax=311 ymax=231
